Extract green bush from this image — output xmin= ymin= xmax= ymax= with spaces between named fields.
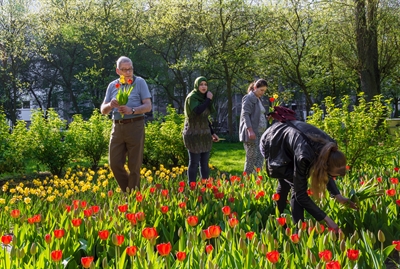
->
xmin=68 ymin=109 xmax=112 ymax=169
xmin=307 ymin=93 xmax=399 ymax=169
xmin=144 ymin=105 xmax=188 ymax=167
xmin=0 ymin=112 xmax=29 ymax=174
xmin=27 ymin=109 xmax=77 ymax=176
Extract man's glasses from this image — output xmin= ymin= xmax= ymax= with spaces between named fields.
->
xmin=119 ymin=68 xmax=133 ymax=72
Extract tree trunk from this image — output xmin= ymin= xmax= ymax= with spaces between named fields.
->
xmin=355 ymin=0 xmax=380 ymax=101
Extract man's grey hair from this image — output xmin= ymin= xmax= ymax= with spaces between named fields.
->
xmin=116 ymin=56 xmax=133 ymax=69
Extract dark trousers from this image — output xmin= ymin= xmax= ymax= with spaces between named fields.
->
xmin=109 ymin=119 xmax=144 ymax=192
xmin=276 ymin=178 xmax=305 ymax=225
xmin=187 ymin=151 xmax=210 ymax=184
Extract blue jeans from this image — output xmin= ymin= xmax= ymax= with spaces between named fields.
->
xmin=187 ymin=151 xmax=210 ymax=184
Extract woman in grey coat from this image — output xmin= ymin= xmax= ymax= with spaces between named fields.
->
xmin=239 ymin=79 xmax=268 ymax=174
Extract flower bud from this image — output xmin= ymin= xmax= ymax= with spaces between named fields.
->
xmin=101 ymin=257 xmax=108 ymax=269
xmin=338 ymin=230 xmax=345 ymax=241
xmin=10 ymin=246 xmax=17 ymax=258
xmin=285 ymin=227 xmax=292 ymax=237
xmin=329 ymin=230 xmax=337 ymax=242
xmin=378 ymin=230 xmax=385 ymax=243
xmin=30 ymin=242 xmax=38 ymax=255
xmin=17 ymin=248 xmax=25 ymax=259
xmin=240 ymin=229 xmax=246 ymax=239
xmin=323 ymin=234 xmax=329 ymax=246
xmin=178 ymin=227 xmax=183 ymax=238
xmin=340 ymin=239 xmax=346 ymax=252
xmin=284 ymin=240 xmax=290 ymax=254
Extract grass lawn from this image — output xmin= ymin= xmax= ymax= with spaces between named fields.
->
xmin=210 ymin=141 xmax=245 ymax=176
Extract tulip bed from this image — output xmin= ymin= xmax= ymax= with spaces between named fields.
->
xmin=1 ymin=163 xmax=400 ymax=269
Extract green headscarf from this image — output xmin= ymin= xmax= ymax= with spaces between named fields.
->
xmin=184 ymin=76 xmax=215 ymax=117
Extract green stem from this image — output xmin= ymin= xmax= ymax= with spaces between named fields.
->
xmin=115 ymin=246 xmax=118 ymax=269
xmin=4 ymin=248 xmax=7 ymax=269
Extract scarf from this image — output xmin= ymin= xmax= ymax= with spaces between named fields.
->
xmin=184 ymin=76 xmax=215 ymax=117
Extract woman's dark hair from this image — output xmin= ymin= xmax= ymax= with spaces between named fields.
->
xmin=247 ymin=79 xmax=268 ymax=93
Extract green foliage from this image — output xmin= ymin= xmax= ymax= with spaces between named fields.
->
xmin=68 ymin=109 xmax=112 ymax=170
xmin=307 ymin=93 xmax=398 ymax=169
xmin=0 ymin=111 xmax=30 ymax=174
xmin=144 ymin=105 xmax=187 ymax=167
xmin=27 ymin=109 xmax=77 ymax=176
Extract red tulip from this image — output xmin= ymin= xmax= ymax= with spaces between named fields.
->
xmin=266 ymin=250 xmax=280 ymax=264
xmin=161 ymin=189 xmax=169 ymax=197
xmin=208 ymin=225 xmax=221 ymax=238
xmin=126 ymin=213 xmax=137 ymax=225
xmin=142 ymin=227 xmax=158 ymax=240
xmin=135 ymin=211 xmax=145 ymax=222
xmin=136 ymin=193 xmax=143 ymax=202
xmin=51 ymin=250 xmax=62 ymax=262
xmin=396 ymin=200 xmax=400 ymax=207
xmin=118 ymin=204 xmax=128 ymax=213
xmin=326 ymin=261 xmax=341 ymax=269
xmin=228 ymin=218 xmax=239 ymax=228
xmin=269 ymin=97 xmax=275 ymax=103
xmin=290 ymin=234 xmax=300 ymax=244
xmin=393 ymin=240 xmax=400 ymax=251
xmin=377 ymin=177 xmax=382 ymax=183
xmin=319 ymin=250 xmax=332 ymax=262
xmin=176 ymin=251 xmax=186 ymax=261
xmin=45 ymin=234 xmax=52 ymax=244
xmin=107 ymin=190 xmax=113 ymax=197
xmin=160 ymin=205 xmax=169 ymax=214
xmin=386 ymin=189 xmax=396 ymax=196
xmin=98 ymin=230 xmax=109 ymax=241
xmin=150 ymin=187 xmax=156 ymax=193
xmin=246 ymin=231 xmax=255 ymax=240
xmin=394 ymin=167 xmax=399 ymax=172
xmin=391 ymin=178 xmax=399 ymax=184
xmin=81 ymin=256 xmax=94 ymax=268
xmin=80 ymin=200 xmax=87 ymax=208
xmin=115 ymin=83 xmax=121 ymax=89
xmin=10 ymin=209 xmax=20 ymax=218
xmin=272 ymin=193 xmax=280 ymax=201
xmin=255 ymin=191 xmax=265 ymax=199
xmin=91 ymin=205 xmax=100 ymax=214
xmin=202 ymin=229 xmax=212 ymax=239
xmin=65 ymin=205 xmax=71 ymax=212
xmin=187 ymin=216 xmax=199 ymax=227
xmin=71 ymin=218 xmax=82 ymax=227
xmin=113 ymin=234 xmax=124 ymax=246
xmin=205 ymin=244 xmax=213 ymax=254
xmin=221 ymin=206 xmax=231 ymax=216
xmin=178 ymin=202 xmax=186 ymax=209
xmin=156 ymin=242 xmax=172 ymax=256
xmin=301 ymin=221 xmax=307 ymax=230
xmin=126 ymin=246 xmax=138 ymax=256
xmin=54 ymin=229 xmax=65 ymax=239
xmin=276 ymin=217 xmax=286 ymax=227
xmin=347 ymin=249 xmax=359 ymax=261
xmin=73 ymin=200 xmax=80 ymax=209
xmin=1 ymin=235 xmax=12 ymax=245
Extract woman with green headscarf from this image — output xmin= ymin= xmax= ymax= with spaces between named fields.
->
xmin=183 ymin=76 xmax=219 ymax=185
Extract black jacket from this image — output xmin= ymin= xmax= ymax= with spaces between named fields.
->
xmin=260 ymin=121 xmax=340 ymax=221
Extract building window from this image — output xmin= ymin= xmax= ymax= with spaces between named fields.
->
xmin=23 ymin=101 xmax=30 ymax=109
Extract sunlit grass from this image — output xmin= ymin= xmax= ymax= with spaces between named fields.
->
xmin=210 ymin=142 xmax=245 ymax=176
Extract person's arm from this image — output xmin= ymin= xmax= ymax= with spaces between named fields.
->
xmin=326 ymin=177 xmax=340 ymax=196
xmin=193 ymin=98 xmax=212 ymax=115
xmin=240 ymin=94 xmax=256 ymax=140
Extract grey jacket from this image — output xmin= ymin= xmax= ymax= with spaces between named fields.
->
xmin=239 ymin=91 xmax=263 ymax=142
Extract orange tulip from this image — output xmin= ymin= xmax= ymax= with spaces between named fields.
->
xmin=98 ymin=230 xmax=109 ymax=241
xmin=10 ymin=209 xmax=20 ymax=218
xmin=205 ymin=244 xmax=213 ymax=254
xmin=319 ymin=250 xmax=332 ymax=262
xmin=54 ymin=229 xmax=65 ymax=239
xmin=176 ymin=251 xmax=186 ymax=261
xmin=187 ymin=216 xmax=199 ymax=227
xmin=126 ymin=246 xmax=138 ymax=256
xmin=71 ymin=218 xmax=82 ymax=227
xmin=208 ymin=225 xmax=221 ymax=238
xmin=1 ymin=235 xmax=12 ymax=245
xmin=221 ymin=206 xmax=231 ymax=216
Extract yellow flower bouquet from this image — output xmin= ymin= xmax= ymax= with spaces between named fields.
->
xmin=115 ymin=75 xmax=135 ymax=118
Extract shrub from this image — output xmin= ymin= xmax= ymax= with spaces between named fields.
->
xmin=68 ymin=109 xmax=112 ymax=169
xmin=144 ymin=105 xmax=187 ymax=167
xmin=27 ymin=109 xmax=77 ymax=176
xmin=0 ymin=112 xmax=29 ymax=174
xmin=307 ymin=93 xmax=399 ymax=169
